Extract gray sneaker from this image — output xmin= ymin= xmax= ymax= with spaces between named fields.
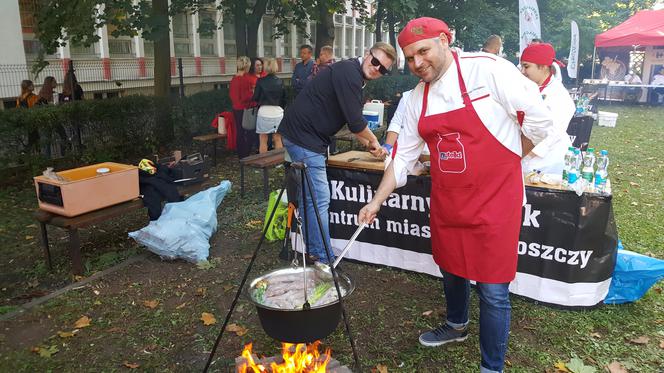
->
xmin=419 ymin=323 xmax=468 ymax=347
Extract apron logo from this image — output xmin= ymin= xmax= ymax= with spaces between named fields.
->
xmin=436 ymin=132 xmax=467 ymax=173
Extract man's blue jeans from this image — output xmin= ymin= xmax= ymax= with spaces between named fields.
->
xmin=441 ymin=269 xmax=511 ymax=373
xmin=283 ymin=137 xmax=334 ymax=264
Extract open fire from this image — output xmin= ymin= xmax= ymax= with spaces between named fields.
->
xmin=238 ymin=341 xmax=332 ymax=373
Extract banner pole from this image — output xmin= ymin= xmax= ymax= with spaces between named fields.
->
xmin=591 ymin=46 xmax=597 ymax=79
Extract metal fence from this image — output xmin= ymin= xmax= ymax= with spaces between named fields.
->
xmin=0 ymin=56 xmax=295 ymax=100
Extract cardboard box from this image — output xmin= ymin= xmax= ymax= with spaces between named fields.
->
xmin=34 ymin=162 xmax=139 ymax=217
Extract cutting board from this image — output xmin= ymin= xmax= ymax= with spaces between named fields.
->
xmin=327 ymin=150 xmax=385 ymax=172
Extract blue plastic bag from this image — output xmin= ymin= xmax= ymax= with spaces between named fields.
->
xmin=604 ymin=242 xmax=664 ymax=304
xmin=129 ymin=180 xmax=232 ymax=263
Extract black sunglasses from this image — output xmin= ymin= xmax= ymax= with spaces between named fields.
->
xmin=370 ymin=51 xmax=391 ymax=75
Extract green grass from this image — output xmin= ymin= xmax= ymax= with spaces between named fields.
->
xmin=0 ymin=104 xmax=662 ymax=372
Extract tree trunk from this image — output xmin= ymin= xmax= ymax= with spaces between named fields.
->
xmin=151 ymin=0 xmax=173 ymax=143
xmin=233 ymin=5 xmax=248 ymax=58
xmin=315 ymin=5 xmax=335 ymax=57
xmin=152 ymin=0 xmax=171 ymax=99
xmin=375 ymin=0 xmax=383 ymax=42
xmin=246 ymin=0 xmax=267 ymax=58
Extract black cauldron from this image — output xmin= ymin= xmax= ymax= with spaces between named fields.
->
xmin=246 ymin=266 xmax=355 ymax=343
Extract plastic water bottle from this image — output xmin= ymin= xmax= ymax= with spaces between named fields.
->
xmin=574 ymin=101 xmax=584 ymax=117
xmin=582 ymin=148 xmax=596 ymax=183
xmin=595 ymin=150 xmax=609 ymax=194
xmin=568 ymin=148 xmax=581 ymax=189
xmin=562 ymin=146 xmax=575 ymax=188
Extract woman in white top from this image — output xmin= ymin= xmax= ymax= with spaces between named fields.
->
xmin=519 ymin=43 xmax=575 ymax=175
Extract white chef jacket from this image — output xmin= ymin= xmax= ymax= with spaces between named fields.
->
xmin=392 ymin=51 xmax=555 ymax=188
xmin=521 ymin=78 xmax=575 ymax=174
xmin=387 ymin=90 xmax=412 ymax=134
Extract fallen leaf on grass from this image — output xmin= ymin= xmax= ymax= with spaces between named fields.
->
xmin=143 ymin=300 xmax=159 ymax=309
xmin=175 ymin=302 xmax=187 ymax=310
xmin=660 ymin=340 xmax=664 ymax=349
xmin=629 ymin=335 xmax=649 ymax=345
xmin=123 ymin=361 xmax=140 ymax=369
xmin=222 ymin=284 xmax=234 ymax=292
xmin=74 ymin=275 xmax=84 ymax=281
xmin=374 ymin=364 xmax=388 ymax=373
xmin=606 ymin=361 xmax=628 ymax=373
xmin=245 ymin=219 xmax=263 ymax=228
xmin=57 ymin=331 xmax=76 ymax=338
xmin=226 ymin=323 xmax=248 ymax=336
xmin=589 ymin=332 xmax=601 ymax=338
xmin=628 ymin=182 xmax=640 ymax=187
xmin=565 ymin=358 xmax=596 ymax=373
xmin=201 ymin=312 xmax=217 ymax=325
xmin=196 ymin=287 xmax=207 ymax=297
xmin=630 ymin=202 xmax=638 ymax=206
xmin=25 ymin=235 xmax=34 ymax=240
xmin=242 ymin=254 xmax=254 ymax=259
xmin=74 ymin=315 xmax=91 ymax=328
xmin=554 ymin=361 xmax=570 ymax=372
xmin=196 ymin=261 xmax=215 ymax=270
xmin=422 ymin=310 xmax=433 ymax=316
xmin=32 ymin=345 xmax=59 ymax=358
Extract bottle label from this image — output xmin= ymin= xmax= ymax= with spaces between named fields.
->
xmin=568 ymin=172 xmax=579 ymax=184
xmin=582 ymin=170 xmax=594 ymax=181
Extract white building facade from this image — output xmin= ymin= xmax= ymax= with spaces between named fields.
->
xmin=0 ymin=0 xmax=391 ymax=108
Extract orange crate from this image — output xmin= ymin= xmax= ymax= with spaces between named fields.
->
xmin=34 ymin=162 xmax=139 ymax=217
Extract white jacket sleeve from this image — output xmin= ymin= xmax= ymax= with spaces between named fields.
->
xmin=487 ymin=60 xmax=555 ymax=145
xmin=390 ymin=87 xmax=425 ymax=188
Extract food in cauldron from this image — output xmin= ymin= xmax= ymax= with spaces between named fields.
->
xmin=251 ymin=272 xmax=347 ymax=310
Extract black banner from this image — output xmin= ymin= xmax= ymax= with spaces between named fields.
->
xmin=566 ymin=116 xmax=594 ymax=150
xmin=327 ymin=167 xmax=618 ymax=307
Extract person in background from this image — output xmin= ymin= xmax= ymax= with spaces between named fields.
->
xmin=16 ymin=80 xmax=39 ymax=108
xmin=650 ymin=67 xmax=664 ymax=104
xmin=291 ymin=44 xmax=314 ymax=96
xmin=359 ymin=17 xmax=554 ymax=373
xmin=522 ymin=38 xmax=563 ymax=83
xmin=623 ymin=70 xmax=643 ymax=102
xmin=229 ymin=56 xmax=257 ymax=158
xmin=383 ymin=89 xmax=429 ymax=175
xmin=481 ymin=35 xmax=503 ymax=56
xmin=252 ymin=58 xmax=286 ymax=153
xmin=278 ymin=41 xmax=396 ymax=264
xmin=519 ymin=43 xmax=575 ymax=175
xmin=37 ymin=76 xmax=58 ymax=105
xmin=248 ymin=57 xmax=267 ymax=88
xmin=60 ymin=69 xmax=84 ymax=103
xmin=311 ymin=45 xmax=336 ymax=79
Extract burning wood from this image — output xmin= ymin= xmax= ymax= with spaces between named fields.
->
xmin=235 ymin=341 xmax=351 ymax=372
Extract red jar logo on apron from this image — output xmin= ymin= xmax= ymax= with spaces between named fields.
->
xmin=436 ymin=132 xmax=466 ymax=173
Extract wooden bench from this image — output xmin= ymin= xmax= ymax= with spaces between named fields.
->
xmin=193 ymin=133 xmax=226 ymax=166
xmin=34 ymin=183 xmax=207 ymax=275
xmin=239 ymin=148 xmax=286 ymax=200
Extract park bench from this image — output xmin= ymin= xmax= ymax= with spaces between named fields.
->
xmin=193 ymin=133 xmax=227 ymax=166
xmin=34 ymin=182 xmax=207 ymax=275
xmin=239 ymin=148 xmax=286 ymax=200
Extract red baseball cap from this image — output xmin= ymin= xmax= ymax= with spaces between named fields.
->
xmin=398 ymin=17 xmax=451 ymax=49
xmin=521 ymin=43 xmax=565 ymax=67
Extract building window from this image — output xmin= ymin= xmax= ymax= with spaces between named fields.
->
xmin=263 ymin=17 xmax=275 ymax=57
xmin=199 ymin=10 xmax=217 ymax=56
xmin=345 ymin=27 xmax=352 ymax=57
xmin=108 ymin=39 xmax=133 ymax=57
xmin=223 ymin=22 xmax=236 ymax=58
xmin=19 ymin=0 xmax=39 ymax=33
xmin=172 ymin=13 xmax=192 ymax=57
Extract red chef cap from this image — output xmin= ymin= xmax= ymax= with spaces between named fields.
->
xmin=521 ymin=43 xmax=565 ymax=67
xmin=398 ymin=17 xmax=452 ymax=49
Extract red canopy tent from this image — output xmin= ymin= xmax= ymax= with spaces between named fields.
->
xmin=595 ymin=9 xmax=664 ymax=47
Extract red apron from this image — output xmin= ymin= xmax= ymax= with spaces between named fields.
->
xmin=418 ymin=52 xmax=523 ymax=283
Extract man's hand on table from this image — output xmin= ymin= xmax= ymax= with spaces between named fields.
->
xmin=367 ymin=140 xmax=388 ymax=159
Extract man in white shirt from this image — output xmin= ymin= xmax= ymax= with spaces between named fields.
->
xmin=623 ymin=70 xmax=643 ymax=102
xmin=650 ymin=68 xmax=664 ymax=104
xmin=358 ymin=17 xmax=554 ymax=373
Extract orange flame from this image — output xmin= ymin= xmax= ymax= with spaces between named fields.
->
xmin=238 ymin=341 xmax=331 ymax=373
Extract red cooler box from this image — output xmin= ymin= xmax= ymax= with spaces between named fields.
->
xmin=34 ymin=162 xmax=139 ymax=217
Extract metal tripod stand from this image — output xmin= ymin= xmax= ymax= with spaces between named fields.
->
xmin=203 ymin=161 xmax=361 ymax=372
